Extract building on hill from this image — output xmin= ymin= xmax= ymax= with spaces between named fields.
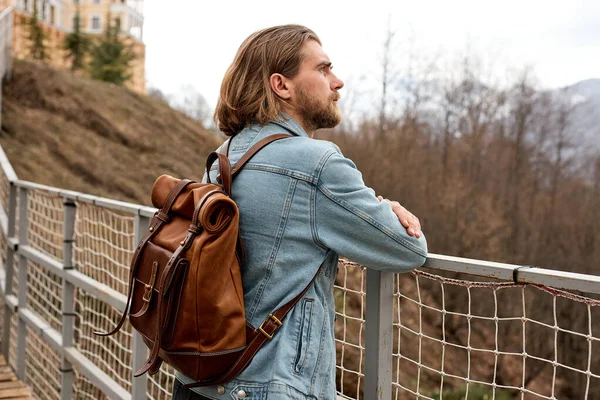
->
xmin=0 ymin=0 xmax=145 ymax=93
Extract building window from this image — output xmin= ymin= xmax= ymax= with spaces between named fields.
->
xmin=50 ymin=5 xmax=55 ymax=24
xmin=91 ymin=16 xmax=101 ymax=30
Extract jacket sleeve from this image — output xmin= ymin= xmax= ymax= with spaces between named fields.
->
xmin=313 ymin=149 xmax=427 ymax=273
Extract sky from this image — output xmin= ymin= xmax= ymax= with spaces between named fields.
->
xmin=143 ymin=0 xmax=600 ymax=110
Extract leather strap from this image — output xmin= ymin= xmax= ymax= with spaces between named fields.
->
xmin=207 ymin=134 xmax=291 ymax=187
xmin=192 ymin=189 xmax=224 ymax=226
xmin=230 ymin=134 xmax=290 ymax=178
xmin=95 ymin=179 xmax=193 ymax=337
xmin=184 ymin=261 xmax=324 ymax=388
xmin=205 ymin=153 xmax=232 ymax=196
xmin=161 ymin=179 xmax=194 ymax=216
xmin=214 ymin=134 xmax=291 ymax=261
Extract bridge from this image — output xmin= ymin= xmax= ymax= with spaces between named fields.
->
xmin=1 ymin=7 xmax=600 ymax=400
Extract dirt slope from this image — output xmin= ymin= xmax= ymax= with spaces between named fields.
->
xmin=0 ymin=59 xmax=222 ymax=204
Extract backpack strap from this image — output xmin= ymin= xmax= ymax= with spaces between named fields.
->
xmin=230 ymin=133 xmax=290 ymax=178
xmin=184 ymin=261 xmax=324 ymax=388
xmin=95 ymin=179 xmax=194 ymax=337
xmin=205 ymin=152 xmax=233 ymax=195
xmin=206 ymin=133 xmax=291 ymax=190
xmin=207 ymin=134 xmax=291 ymax=261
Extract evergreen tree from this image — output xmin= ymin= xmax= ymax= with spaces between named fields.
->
xmin=63 ymin=7 xmax=90 ymax=71
xmin=28 ymin=0 xmax=47 ymax=61
xmin=88 ymin=15 xmax=135 ymax=85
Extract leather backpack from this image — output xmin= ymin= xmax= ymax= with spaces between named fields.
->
xmin=97 ymin=134 xmax=319 ymax=386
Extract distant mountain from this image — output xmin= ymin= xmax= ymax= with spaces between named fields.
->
xmin=554 ymin=78 xmax=600 ymax=154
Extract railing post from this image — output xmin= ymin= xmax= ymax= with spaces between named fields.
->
xmin=60 ymin=197 xmax=76 ymax=400
xmin=364 ymin=270 xmax=393 ymax=400
xmin=15 ymin=187 xmax=28 ymax=380
xmin=1 ymin=182 xmax=17 ymax=360
xmin=131 ymin=212 xmax=149 ymax=400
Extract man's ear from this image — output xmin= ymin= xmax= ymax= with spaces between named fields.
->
xmin=270 ymin=73 xmax=292 ymax=100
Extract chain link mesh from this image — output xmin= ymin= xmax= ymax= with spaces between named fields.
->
xmin=391 ymin=268 xmax=600 ymax=399
xmin=27 ymin=190 xmax=63 ymax=260
xmin=0 ymin=161 xmax=10 ymax=214
xmin=148 ymin=363 xmax=177 ymax=400
xmin=74 ymin=287 xmax=133 ymax=392
xmin=74 ymin=203 xmax=135 ymax=295
xmin=73 ymin=367 xmax=108 ymax=400
xmin=27 ymin=259 xmax=63 ymax=332
xmin=24 ymin=325 xmax=61 ymax=400
xmin=335 ymin=261 xmax=366 ymax=400
xmin=8 ymin=308 xmax=16 ymax=370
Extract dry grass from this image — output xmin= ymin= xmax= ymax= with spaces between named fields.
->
xmin=0 ymin=59 xmax=223 ymax=204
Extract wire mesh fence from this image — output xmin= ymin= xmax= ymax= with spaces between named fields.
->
xmin=27 ymin=190 xmax=63 ymax=261
xmin=0 ymin=178 xmax=598 ymax=400
xmin=27 ymin=259 xmax=63 ymax=332
xmin=392 ymin=269 xmax=600 ymax=400
xmin=8 ymin=310 xmax=17 ymax=370
xmin=73 ymin=367 xmax=108 ymax=400
xmin=74 ymin=288 xmax=133 ymax=392
xmin=24 ymin=325 xmax=61 ymax=400
xmin=74 ymin=203 xmax=135 ymax=296
xmin=335 ymin=261 xmax=366 ymax=400
xmin=148 ymin=363 xmax=177 ymax=400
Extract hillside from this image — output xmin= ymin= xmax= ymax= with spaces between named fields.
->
xmin=0 ymin=59 xmax=223 ymax=205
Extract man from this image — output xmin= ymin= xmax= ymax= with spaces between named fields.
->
xmin=173 ymin=24 xmax=427 ymax=400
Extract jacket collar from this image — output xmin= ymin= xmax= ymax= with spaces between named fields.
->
xmin=270 ymin=114 xmax=309 ymax=138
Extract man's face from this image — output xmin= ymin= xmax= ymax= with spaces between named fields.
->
xmin=289 ymin=40 xmax=344 ymax=133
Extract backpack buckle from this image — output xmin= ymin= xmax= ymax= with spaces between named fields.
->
xmin=258 ymin=313 xmax=282 ymax=340
xmin=143 ymin=284 xmax=153 ymax=302
xmin=142 ymin=261 xmax=159 ymax=303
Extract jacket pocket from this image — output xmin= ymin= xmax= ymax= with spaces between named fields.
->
xmin=293 ymin=298 xmax=314 ymax=374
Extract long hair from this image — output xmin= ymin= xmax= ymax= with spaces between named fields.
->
xmin=214 ymin=25 xmax=321 ymax=136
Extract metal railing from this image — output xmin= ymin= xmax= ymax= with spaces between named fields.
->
xmin=0 ymin=141 xmax=598 ymax=399
xmin=0 ymin=6 xmax=14 ymax=130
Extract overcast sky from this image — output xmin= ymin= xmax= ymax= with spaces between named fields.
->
xmin=143 ymin=0 xmax=600 ymax=109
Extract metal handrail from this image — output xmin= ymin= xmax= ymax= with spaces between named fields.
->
xmin=10 ymin=177 xmax=600 ymax=294
xmin=1 ymin=158 xmax=599 ymax=399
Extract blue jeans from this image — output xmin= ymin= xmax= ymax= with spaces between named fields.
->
xmin=172 ymin=379 xmax=213 ymax=400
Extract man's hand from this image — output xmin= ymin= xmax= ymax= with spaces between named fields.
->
xmin=377 ymin=196 xmax=422 ymax=238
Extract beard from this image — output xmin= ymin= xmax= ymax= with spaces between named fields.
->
xmin=295 ymin=84 xmax=342 ymax=132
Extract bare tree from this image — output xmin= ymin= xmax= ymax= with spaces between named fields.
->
xmin=147 ymin=87 xmax=170 ymax=104
xmin=378 ymin=17 xmax=397 ymax=138
xmin=171 ymin=84 xmax=213 ymax=129
xmin=505 ymin=69 xmax=536 ymax=259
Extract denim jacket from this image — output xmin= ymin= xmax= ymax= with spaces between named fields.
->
xmin=176 ymin=116 xmax=428 ymax=399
